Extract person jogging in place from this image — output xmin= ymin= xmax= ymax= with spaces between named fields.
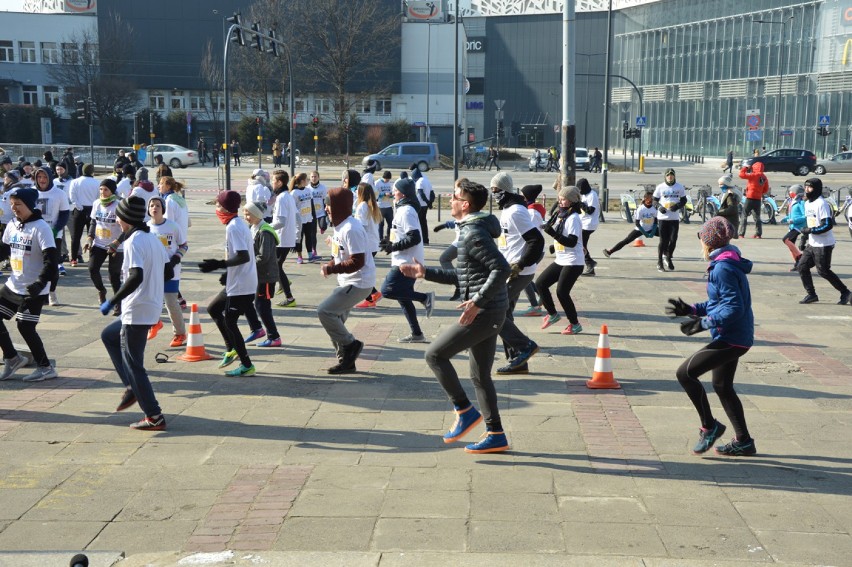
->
xmin=716 ymin=175 xmax=742 ymax=237
xmin=602 ymin=190 xmax=657 ymax=258
xmin=33 ymin=166 xmax=70 ymax=305
xmin=199 ymin=190 xmax=258 ymax=377
xmin=519 ymin=184 xmax=546 ymax=317
xmin=738 ymin=161 xmax=770 ymax=239
xmin=375 ymin=170 xmax=395 ymax=240
xmin=653 ymin=168 xmax=687 ymax=272
xmin=796 ymin=178 xmax=851 ymax=305
xmin=400 ymin=179 xmax=511 ymax=454
xmin=85 ymin=179 xmax=123 ymax=311
xmin=318 ymin=187 xmax=376 ymax=374
xmin=0 ymin=188 xmax=59 ymax=382
xmin=779 ymin=184 xmax=806 ymax=271
xmin=577 ymin=178 xmax=600 ymax=276
xmin=99 ymin=196 xmax=170 ymax=430
xmin=242 ymin=201 xmax=282 ymax=348
xmin=666 ymin=216 xmax=756 ymax=456
xmin=270 ymin=170 xmax=298 ymax=307
xmin=353 ymin=182 xmax=383 ymax=308
xmin=489 ymin=172 xmax=543 ymax=375
xmin=146 ymin=196 xmax=187 ymax=347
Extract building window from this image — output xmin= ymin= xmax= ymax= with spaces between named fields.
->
xmin=294 ymin=99 xmax=306 ymax=113
xmin=230 ymin=97 xmax=247 ymax=112
xmin=41 ymin=42 xmax=59 ymax=64
xmin=272 ymin=99 xmax=283 ymax=113
xmin=376 ymin=98 xmax=391 ymax=115
xmin=316 ymin=98 xmax=334 ymax=115
xmin=149 ymin=90 xmax=165 ymax=110
xmin=22 ymin=85 xmax=38 ymax=105
xmin=61 ymin=42 xmax=77 ymax=64
xmin=43 ymin=86 xmax=60 ymax=107
xmin=189 ymin=95 xmax=206 ymax=111
xmin=170 ymin=90 xmax=185 ymax=110
xmin=0 ymin=40 xmax=13 ymax=62
xmin=19 ymin=41 xmax=36 ymax=63
xmin=215 ymin=96 xmax=224 ymax=111
xmin=355 ymin=99 xmax=371 ymax=114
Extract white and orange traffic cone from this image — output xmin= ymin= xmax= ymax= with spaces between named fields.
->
xmin=586 ymin=324 xmax=621 ymax=389
xmin=632 ymin=238 xmax=645 ymax=247
xmin=176 ymin=303 xmax=214 ymax=362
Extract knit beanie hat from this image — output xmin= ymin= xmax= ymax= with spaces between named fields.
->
xmin=718 ymin=174 xmax=733 ymax=187
xmin=520 ymin=184 xmax=542 ymax=202
xmin=393 ymin=178 xmax=417 ymax=201
xmin=698 ymin=216 xmax=734 ymax=250
xmin=148 ymin=195 xmax=165 ymax=212
xmin=122 ymin=164 xmax=136 ymax=177
xmin=82 ymin=163 xmax=94 ymax=176
xmin=116 ymin=196 xmax=147 ymax=226
xmin=576 ymin=177 xmax=592 ymax=195
xmin=137 ymin=167 xmax=149 ymax=181
xmin=245 ymin=200 xmax=268 ymax=220
xmin=490 ymin=172 xmax=513 ymax=193
xmin=364 ymin=160 xmax=377 ymax=174
xmin=217 ymin=190 xmax=242 ymax=213
xmin=558 ymin=185 xmax=581 ymax=203
xmin=0 ymin=155 xmax=12 ymax=165
xmin=4 ymin=170 xmax=20 ymax=184
xmin=327 ymin=187 xmax=353 ymax=226
xmin=99 ymin=178 xmax=117 ymax=194
xmin=9 ymin=187 xmax=38 ymax=211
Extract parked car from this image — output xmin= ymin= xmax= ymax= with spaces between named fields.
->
xmin=527 ymin=148 xmax=589 ymax=171
xmin=361 ymin=142 xmax=440 ymax=172
xmin=814 ymin=151 xmax=852 ymax=175
xmin=147 ymin=144 xmax=199 ymax=168
xmin=740 ymin=148 xmax=816 ymax=176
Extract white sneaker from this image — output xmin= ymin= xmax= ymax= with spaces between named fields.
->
xmin=397 ymin=333 xmax=428 ymax=344
xmin=48 ymin=291 xmax=59 ymax=306
xmin=22 ymin=365 xmax=57 ymax=382
xmin=0 ymin=354 xmax=27 ymax=381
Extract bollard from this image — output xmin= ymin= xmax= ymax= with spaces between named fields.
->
xmin=437 ymin=193 xmax=442 ymax=222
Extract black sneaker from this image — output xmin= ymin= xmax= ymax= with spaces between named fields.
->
xmin=116 ymin=389 xmax=137 ymax=412
xmin=839 ymin=290 xmax=851 ymax=305
xmin=496 ymin=362 xmax=529 ymax=375
xmin=327 ymin=361 xmax=356 ymax=375
xmin=657 ymin=262 xmax=666 ymax=273
xmin=602 ymin=249 xmax=611 ymax=258
xmin=799 ymin=294 xmax=819 ymax=304
xmin=582 ymin=267 xmax=596 ymax=277
xmin=666 ymin=258 xmax=675 ymax=271
xmin=449 ymin=288 xmax=461 ymax=301
xmin=692 ymin=420 xmax=726 ymax=454
xmin=715 ymin=437 xmax=757 ymax=456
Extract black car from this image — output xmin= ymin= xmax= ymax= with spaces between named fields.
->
xmin=740 ymin=148 xmax=817 ymax=176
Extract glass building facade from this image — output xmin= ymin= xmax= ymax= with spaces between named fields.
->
xmin=612 ymin=0 xmax=852 ymax=158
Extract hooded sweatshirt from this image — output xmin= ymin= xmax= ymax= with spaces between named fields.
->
xmin=739 ymin=161 xmax=769 ymax=200
xmin=692 ymin=245 xmax=754 ymax=348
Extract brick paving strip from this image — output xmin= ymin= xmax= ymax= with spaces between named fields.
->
xmin=566 ymin=384 xmax=664 ymax=474
xmin=185 ymin=464 xmax=313 ymax=553
xmin=322 ymin=321 xmax=393 ymax=373
xmin=755 ymin=330 xmax=851 ymax=386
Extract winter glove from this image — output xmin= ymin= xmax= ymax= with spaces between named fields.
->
xmin=379 ymin=239 xmax=394 ymax=254
xmin=665 ymin=297 xmax=693 ymax=318
xmin=548 ymin=244 xmax=555 ymax=255
xmin=508 ymin=263 xmax=522 ymax=280
xmin=106 ymin=239 xmax=120 ymax=256
xmin=219 ymin=272 xmax=227 ymax=286
xmin=543 ymin=224 xmax=557 ymax=237
xmin=99 ymin=300 xmax=113 ymax=316
xmin=164 ymin=261 xmax=175 ymax=282
xmin=433 ymin=224 xmax=447 ymax=233
xmin=170 ymin=254 xmax=181 ymax=265
xmin=800 ymin=227 xmax=811 ymax=235
xmin=680 ymin=317 xmax=708 ymax=336
xmin=579 ymin=203 xmax=590 ymax=214
xmin=25 ymin=281 xmax=44 ymax=298
xmin=658 ymin=206 xmax=668 ymax=215
xmin=199 ymin=258 xmax=227 ymax=273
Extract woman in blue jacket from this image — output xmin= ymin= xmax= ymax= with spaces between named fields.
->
xmin=665 ymin=216 xmax=756 ymax=457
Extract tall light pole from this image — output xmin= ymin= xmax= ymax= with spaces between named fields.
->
xmin=755 ymin=16 xmax=794 ymax=148
xmin=576 ymin=52 xmax=604 ymax=147
xmin=452 ymin=0 xmax=459 ymax=180
xmin=602 ymin=0 xmax=613 ymax=207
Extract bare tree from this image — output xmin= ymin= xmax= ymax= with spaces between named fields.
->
xmin=46 ymin=10 xmax=141 ymax=144
xmin=199 ymin=39 xmax=224 ymax=143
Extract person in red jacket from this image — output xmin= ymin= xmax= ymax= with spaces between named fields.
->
xmin=738 ymin=161 xmax=769 ymax=239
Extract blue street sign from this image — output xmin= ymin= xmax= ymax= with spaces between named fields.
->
xmin=818 ymin=115 xmax=830 ymax=127
xmin=636 ymin=116 xmax=647 ymax=128
xmin=747 ymin=130 xmax=762 ymax=142
xmin=780 ymin=129 xmax=793 ymax=136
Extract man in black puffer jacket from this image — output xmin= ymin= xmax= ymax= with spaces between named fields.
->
xmin=401 ymin=179 xmax=511 ymax=454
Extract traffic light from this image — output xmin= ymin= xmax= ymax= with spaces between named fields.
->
xmin=457 ymin=125 xmax=463 ymax=136
xmin=817 ymin=126 xmax=831 ymax=137
xmin=267 ymin=29 xmax=278 ymax=57
xmin=622 ymin=121 xmax=629 ymax=139
xmin=312 ymin=115 xmax=319 ymax=127
xmin=227 ymin=13 xmax=245 ymax=46
xmin=251 ymin=22 xmax=263 ymax=52
xmin=75 ymin=99 xmax=87 ymax=121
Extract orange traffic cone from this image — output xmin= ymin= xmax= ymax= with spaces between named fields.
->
xmin=631 ymin=238 xmax=645 ymax=247
xmin=176 ymin=303 xmax=214 ymax=362
xmin=586 ymin=324 xmax=621 ymax=389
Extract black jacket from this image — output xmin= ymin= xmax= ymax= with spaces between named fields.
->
xmin=424 ymin=212 xmax=509 ymax=310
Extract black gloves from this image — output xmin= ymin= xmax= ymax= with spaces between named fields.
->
xmin=433 ymin=224 xmax=446 ymax=233
xmin=379 ymin=239 xmax=394 ymax=254
xmin=579 ymin=203 xmax=590 ymax=214
xmin=170 ymin=254 xmax=181 ymax=265
xmin=199 ymin=258 xmax=227 ymax=273
xmin=669 ymin=203 xmax=680 ymax=212
xmin=658 ymin=206 xmax=668 ymax=214
xmin=548 ymin=244 xmax=555 ymax=255
xmin=680 ymin=318 xmax=706 ymax=336
xmin=25 ymin=281 xmax=44 ymax=297
xmin=800 ymin=227 xmax=811 ymax=235
xmin=543 ymin=224 xmax=556 ymax=237
xmin=219 ymin=272 xmax=227 ymax=286
xmin=164 ymin=261 xmax=175 ymax=282
xmin=665 ymin=297 xmax=692 ymax=317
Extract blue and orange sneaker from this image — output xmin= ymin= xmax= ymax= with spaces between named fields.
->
xmin=464 ymin=430 xmax=510 ymax=454
xmin=443 ymin=405 xmax=482 ymax=443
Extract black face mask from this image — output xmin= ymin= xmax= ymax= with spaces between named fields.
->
xmin=495 ymin=190 xmax=511 ymax=210
xmin=805 ymin=187 xmax=821 ymax=202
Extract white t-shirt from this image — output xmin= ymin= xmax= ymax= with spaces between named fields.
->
xmin=164 ymin=192 xmax=190 ymax=235
xmin=499 ymin=203 xmax=538 ymax=276
xmin=806 ymin=197 xmax=836 ymax=248
xmin=375 ymin=179 xmax=394 ymax=209
xmin=554 ymin=213 xmax=584 ymax=267
xmin=653 ymin=182 xmax=686 ymax=221
xmin=331 ymin=217 xmax=375 ymax=289
xmin=120 ymin=229 xmax=168 ymax=325
xmin=148 ymin=217 xmax=186 ymax=280
xmin=67 ymin=175 xmax=100 ymax=209
xmin=90 ymin=201 xmax=123 ymax=250
xmin=361 ymin=172 xmax=375 ymax=188
xmin=310 ymin=183 xmax=328 ymax=219
xmin=34 ymin=186 xmax=70 ymax=232
xmin=354 ymin=201 xmax=380 ymax=254
xmin=635 ymin=203 xmax=657 ymax=232
xmin=225 ymin=216 xmax=258 ymax=296
xmin=246 ymin=182 xmax=272 ymax=209
xmin=580 ymin=190 xmax=601 ymax=231
xmin=3 ymin=218 xmax=54 ymax=296
xmin=116 ymin=178 xmax=132 ymax=200
xmin=390 ymin=204 xmax=424 ymax=267
xmin=52 ymin=177 xmax=71 ymax=194
xmin=129 ymin=186 xmax=157 ymax=221
xmin=292 ymin=187 xmax=314 ymax=224
xmin=415 ymin=176 xmax=433 ymax=207
xmin=528 ymin=207 xmax=544 ymax=229
xmin=272 ymin=190 xmax=299 ymax=248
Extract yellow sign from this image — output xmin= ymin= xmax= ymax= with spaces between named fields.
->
xmin=149 ymin=132 xmax=155 ymax=138
xmin=844 ymin=38 xmax=852 ymax=65
xmin=313 ymin=135 xmax=318 ymax=141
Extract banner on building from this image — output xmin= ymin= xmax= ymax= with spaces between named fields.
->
xmin=65 ymin=0 xmax=97 ymax=13
xmin=406 ymin=0 xmax=443 ymax=21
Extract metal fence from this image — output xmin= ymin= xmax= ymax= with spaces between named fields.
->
xmin=0 ymin=143 xmax=145 ymax=169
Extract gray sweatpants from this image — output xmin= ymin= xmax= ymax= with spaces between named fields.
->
xmin=317 ymin=284 xmax=373 ymax=358
xmin=499 ymin=273 xmax=535 ymax=358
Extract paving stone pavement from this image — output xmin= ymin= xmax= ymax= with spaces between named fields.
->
xmin=0 ymin=163 xmax=850 ymax=566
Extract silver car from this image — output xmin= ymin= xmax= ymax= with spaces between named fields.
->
xmin=814 ymin=151 xmax=852 ymax=175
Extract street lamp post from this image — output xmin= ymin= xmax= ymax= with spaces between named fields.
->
xmin=755 ymin=16 xmax=794 ymax=148
xmin=576 ymin=52 xmax=604 ymax=147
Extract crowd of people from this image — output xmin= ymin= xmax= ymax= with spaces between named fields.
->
xmin=6 ymin=148 xmax=840 ymax=456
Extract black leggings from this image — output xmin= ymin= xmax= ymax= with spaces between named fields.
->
xmin=609 ymin=229 xmax=643 ymax=254
xmin=379 ymin=207 xmax=394 ymax=240
xmin=296 ymin=220 xmax=317 ymax=256
xmin=676 ymin=340 xmax=750 ymax=439
xmin=88 ymin=246 xmax=122 ymax=294
xmin=244 ymin=282 xmax=279 ymax=340
xmin=207 ymin=291 xmax=254 ymax=367
xmin=582 ymin=229 xmax=595 ymax=266
xmin=276 ymin=247 xmax=293 ymax=298
xmin=798 ymin=244 xmax=849 ymax=296
xmin=0 ymin=296 xmax=48 ymax=367
xmin=658 ymin=220 xmax=679 ymax=261
xmin=535 ymin=263 xmax=583 ymax=324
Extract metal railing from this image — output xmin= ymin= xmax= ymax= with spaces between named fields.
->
xmin=0 ymin=142 xmax=134 ymax=169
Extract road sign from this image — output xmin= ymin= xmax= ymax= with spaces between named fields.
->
xmin=819 ymin=115 xmax=830 ymax=127
xmin=635 ymin=116 xmax=647 ymax=128
xmin=780 ymin=129 xmax=793 ymax=136
xmin=746 ymin=115 xmax=760 ymax=129
xmin=494 ymin=99 xmax=505 ymax=110
xmin=553 ymin=125 xmax=559 ymax=133
xmin=747 ymin=130 xmax=762 ymax=142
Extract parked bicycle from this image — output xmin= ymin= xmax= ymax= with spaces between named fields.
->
xmin=620 ymin=188 xmax=639 ymax=223
xmin=694 ymin=185 xmax=720 ymax=223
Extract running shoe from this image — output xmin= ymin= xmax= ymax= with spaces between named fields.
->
xmin=602 ymin=249 xmax=612 ymax=258
xmin=540 ymin=313 xmax=561 ymax=329
xmin=218 ymin=349 xmax=238 ymax=368
xmin=423 ymin=291 xmax=435 ymax=318
xmin=561 ymin=323 xmax=583 ymax=335
xmin=464 ymin=430 xmax=510 ymax=454
xmin=22 ymin=365 xmax=57 ymax=382
xmin=443 ymin=405 xmax=482 ymax=443
xmin=277 ymin=297 xmax=297 ymax=307
xmin=714 ymin=437 xmax=757 ymax=456
xmin=225 ymin=364 xmax=256 ymax=377
xmin=257 ymin=337 xmax=282 ymax=347
xmin=147 ymin=320 xmax=163 ymax=340
xmin=130 ymin=415 xmax=166 ymax=431
xmin=354 ymin=299 xmax=376 ymax=309
xmin=116 ymin=389 xmax=138 ymax=412
xmin=397 ymin=334 xmax=428 ymax=343
xmin=692 ymin=420 xmax=726 ymax=454
xmin=244 ymin=328 xmax=266 ymax=343
xmin=296 ymin=256 xmax=304 ymax=265
xmin=519 ymin=305 xmax=544 ymax=317
xmin=0 ymin=354 xmax=27 ymax=381
xmin=169 ymin=334 xmax=187 ymax=348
